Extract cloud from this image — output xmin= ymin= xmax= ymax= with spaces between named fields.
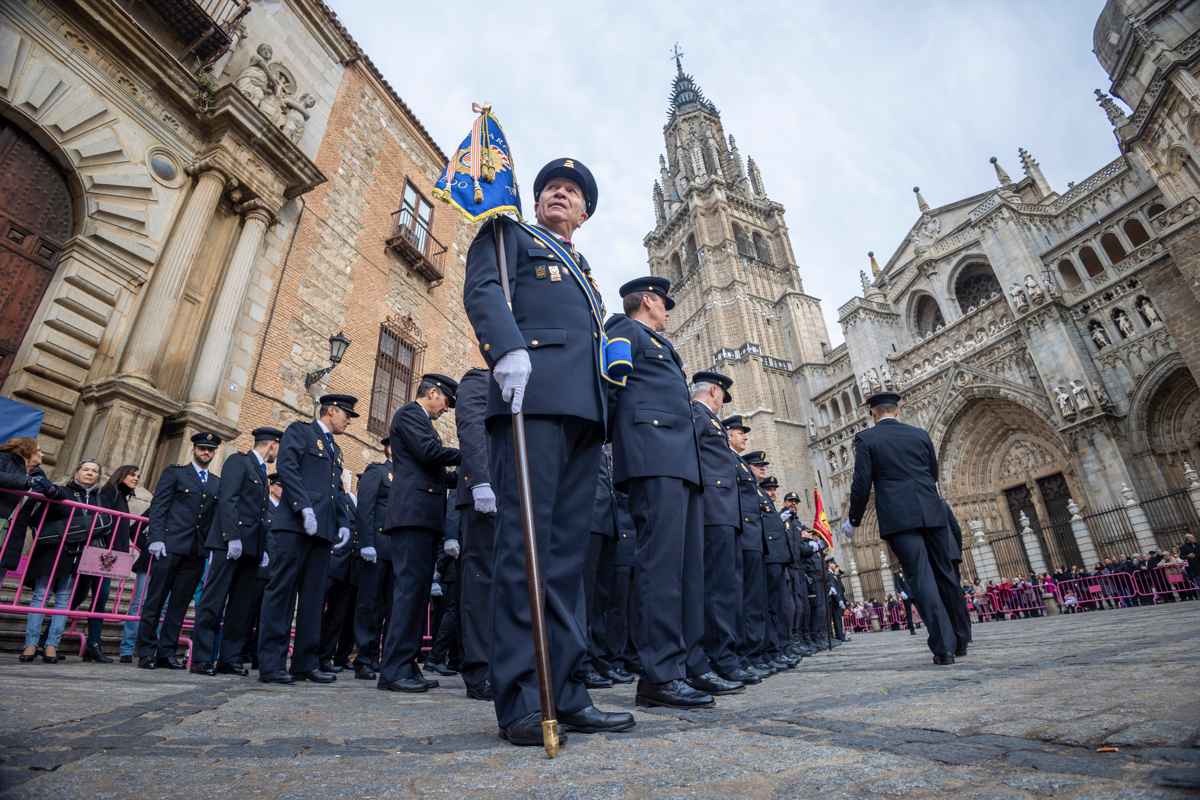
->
xmin=326 ymin=0 xmax=1116 ymax=344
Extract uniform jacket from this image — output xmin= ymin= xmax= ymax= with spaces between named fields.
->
xmin=463 ymin=217 xmax=606 ymax=425
xmin=761 ymin=494 xmax=794 ymax=565
xmin=604 ymin=313 xmax=701 ymax=487
xmin=355 ymin=462 xmax=392 ymax=550
xmin=205 ymin=450 xmax=270 ymax=557
xmin=783 ymin=512 xmax=805 ymax=567
xmin=691 ymin=401 xmax=740 ymax=528
xmin=385 ymin=401 xmax=460 ymax=532
xmin=945 ymin=502 xmax=964 ymax=563
xmin=848 ymin=418 xmax=944 ymax=537
xmin=734 ymin=457 xmax=763 ymax=552
xmin=148 ymin=465 xmax=219 ymax=556
xmin=273 ymin=420 xmax=352 ymax=544
xmin=454 ymin=368 xmax=492 ymax=510
xmin=590 ymin=445 xmax=617 ymax=536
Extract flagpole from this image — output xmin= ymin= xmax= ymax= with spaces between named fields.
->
xmin=492 ymin=221 xmax=560 ymax=759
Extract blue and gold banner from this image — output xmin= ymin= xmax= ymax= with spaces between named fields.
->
xmin=433 ymin=103 xmax=521 ymax=223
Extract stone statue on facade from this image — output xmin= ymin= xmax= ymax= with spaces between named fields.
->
xmin=1054 ymin=385 xmax=1076 ymax=418
xmin=1091 ymin=381 xmax=1113 ymax=409
xmin=1070 ymin=379 xmax=1093 ymax=412
xmin=1114 ymin=308 xmax=1136 ymax=339
xmin=1089 ymin=323 xmax=1111 ymax=349
xmin=1137 ymin=296 xmax=1161 ymax=326
xmin=1009 ymin=282 xmax=1029 ymax=311
xmin=281 ymin=92 xmax=315 ymax=143
xmin=1024 ymin=274 xmax=1045 ymax=304
xmin=828 ymin=450 xmax=839 ymax=470
xmin=234 ymin=43 xmax=274 ymax=107
xmin=879 ymin=364 xmax=894 ymax=389
xmin=863 ymin=367 xmax=879 ymax=393
xmin=258 ymin=66 xmax=294 ymax=126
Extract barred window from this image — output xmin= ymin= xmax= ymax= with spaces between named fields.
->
xmin=368 ymin=316 xmax=426 ymax=436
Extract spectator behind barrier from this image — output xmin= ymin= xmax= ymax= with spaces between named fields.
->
xmin=0 ymin=437 xmax=57 ymax=572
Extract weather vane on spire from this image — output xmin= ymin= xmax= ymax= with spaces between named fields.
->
xmin=671 ymin=42 xmax=685 ymax=74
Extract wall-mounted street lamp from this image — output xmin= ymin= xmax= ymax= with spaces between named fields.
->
xmin=304 ymin=331 xmax=351 ymax=388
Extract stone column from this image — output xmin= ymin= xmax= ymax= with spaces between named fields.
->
xmin=1019 ymin=510 xmax=1048 ymax=575
xmin=1067 ymin=498 xmax=1100 ymax=568
xmin=969 ymin=519 xmax=999 ymax=585
xmin=1184 ymin=463 xmax=1200 ymax=519
xmin=848 ymin=556 xmax=864 ymax=602
xmin=879 ymin=546 xmax=896 ymax=598
xmin=185 ymin=203 xmax=273 ymax=410
xmin=1121 ymin=483 xmax=1160 ymax=553
xmin=119 ymin=167 xmax=230 ymax=383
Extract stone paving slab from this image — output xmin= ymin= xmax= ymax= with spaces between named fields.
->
xmin=0 ymin=603 xmax=1196 ymax=798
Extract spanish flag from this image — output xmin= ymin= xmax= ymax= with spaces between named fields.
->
xmin=812 ymin=489 xmax=834 ymax=549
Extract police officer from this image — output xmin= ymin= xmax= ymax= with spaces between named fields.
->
xmin=243 ymin=472 xmax=283 ymax=669
xmin=607 ymin=277 xmax=720 ymax=708
xmin=827 ymin=559 xmax=849 ymax=643
xmin=319 ymin=486 xmax=363 ymax=673
xmin=137 ymin=432 xmax=222 ymax=669
xmin=845 ymin=390 xmax=961 ymax=664
xmin=690 ymin=371 xmax=755 ymax=689
xmin=352 ymin=437 xmax=391 ymax=680
xmin=258 ymin=395 xmax=355 ymax=685
xmin=454 ymin=367 xmax=495 ymax=701
xmin=609 ymin=491 xmax=639 ymax=678
xmin=755 ymin=471 xmax=799 ymax=671
xmin=191 ymin=427 xmax=281 ymax=676
xmin=723 ymin=416 xmax=768 ymax=682
xmin=464 ymin=158 xmax=633 ymax=745
xmin=798 ymin=518 xmax=829 ymax=653
xmin=781 ymin=493 xmax=810 ymax=655
xmin=378 ymin=373 xmax=460 ymax=693
xmin=581 ymin=444 xmax=620 ymax=688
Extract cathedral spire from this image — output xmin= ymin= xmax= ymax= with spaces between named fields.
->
xmin=667 ymin=44 xmax=719 ymax=120
xmin=1094 ymin=89 xmax=1129 ymax=128
xmin=1018 ymin=146 xmax=1053 ymax=198
xmin=913 ymin=186 xmax=930 ymax=213
xmin=989 ymin=156 xmax=1012 ymax=187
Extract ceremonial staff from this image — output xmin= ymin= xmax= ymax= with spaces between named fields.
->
xmin=433 ymin=104 xmax=560 ymax=757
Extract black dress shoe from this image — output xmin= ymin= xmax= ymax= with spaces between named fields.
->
xmin=216 ymin=662 xmax=250 ymax=676
xmin=746 ymin=665 xmax=770 ymax=681
xmin=423 ymin=659 xmax=458 ymax=677
xmin=772 ymin=657 xmax=797 ymax=671
xmin=560 ymin=705 xmax=636 ymax=734
xmin=466 ymin=680 xmax=495 ymax=701
xmin=319 ymin=660 xmax=337 ymax=674
xmin=637 ymin=678 xmax=716 ymax=709
xmin=137 ymin=657 xmax=157 ymax=670
xmin=83 ymin=645 xmax=113 ymax=663
xmin=259 ymin=670 xmax=296 ymax=684
xmin=156 ymin=657 xmax=185 ymax=670
xmin=752 ymin=661 xmax=777 ymax=676
xmin=190 ymin=662 xmax=217 ymax=676
xmin=377 ymin=676 xmax=430 ymax=693
xmin=354 ymin=663 xmax=377 ymax=680
xmin=500 ymin=711 xmax=569 ymax=747
xmin=332 ymin=661 xmax=350 ymax=673
xmin=604 ymin=666 xmax=636 ymax=684
xmin=932 ymin=654 xmax=956 ymax=666
xmin=584 ymin=669 xmax=613 ymax=689
xmin=420 ymin=675 xmax=440 ymax=689
xmin=722 ymin=667 xmax=762 ymax=686
xmin=688 ymin=671 xmax=744 ymax=695
xmin=119 ymin=655 xmax=133 ymax=664
xmin=954 ymin=645 xmax=968 ymax=658
xmin=910 ymin=629 xmax=917 ymax=635
xmin=293 ymin=670 xmax=337 ymax=684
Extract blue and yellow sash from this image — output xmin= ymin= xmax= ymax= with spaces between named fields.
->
xmin=516 ymin=220 xmax=631 ymax=385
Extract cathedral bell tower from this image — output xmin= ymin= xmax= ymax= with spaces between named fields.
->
xmin=643 ymin=48 xmax=830 ymax=513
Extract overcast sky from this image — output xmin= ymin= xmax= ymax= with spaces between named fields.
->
xmin=326 ymin=0 xmax=1120 ymax=344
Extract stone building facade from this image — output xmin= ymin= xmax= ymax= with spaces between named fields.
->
xmin=0 ymin=0 xmax=478 ymax=490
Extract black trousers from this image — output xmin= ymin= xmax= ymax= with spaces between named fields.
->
xmin=242 ymin=576 xmax=269 ymax=666
xmin=886 ymin=528 xmax=961 ymax=657
xmin=428 ymin=583 xmax=461 ymax=666
xmin=193 ymin=551 xmax=263 ymax=666
xmin=702 ymin=525 xmax=742 ymax=676
xmin=806 ymin=575 xmax=828 ymax=646
xmin=378 ymin=527 xmax=437 ymax=683
xmin=763 ymin=563 xmax=793 ymax=657
xmin=831 ymin=596 xmax=846 ymax=640
xmin=737 ymin=548 xmax=767 ymax=666
xmin=136 ymin=552 xmax=205 ymax=660
xmin=609 ymin=564 xmax=637 ymax=671
xmin=950 ymin=560 xmax=972 ymax=644
xmin=582 ymin=531 xmax=619 ymax=676
xmin=489 ymin=415 xmax=599 ymax=728
xmin=257 ymin=532 xmax=331 ymax=675
xmin=790 ymin=569 xmax=808 ymax=641
xmin=628 ymin=475 xmax=705 ymax=684
xmin=902 ymin=597 xmax=916 ymax=632
xmin=353 ymin=555 xmax=393 ymax=668
xmin=458 ymin=508 xmax=495 ymax=689
xmin=320 ymin=574 xmax=357 ymax=665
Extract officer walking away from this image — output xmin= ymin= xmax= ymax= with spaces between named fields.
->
xmin=377 ymin=374 xmax=460 ymax=693
xmin=136 ymin=432 xmax=222 ymax=670
xmin=258 ymin=395 xmax=355 ymax=684
xmin=351 ymin=438 xmax=391 ymax=680
xmin=845 ymin=390 xmax=961 ymax=664
xmin=191 ymin=427 xmax=281 ymax=676
xmin=463 ymin=158 xmax=634 ymax=745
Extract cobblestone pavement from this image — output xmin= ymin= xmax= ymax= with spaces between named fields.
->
xmin=1 ymin=603 xmax=1197 ymax=799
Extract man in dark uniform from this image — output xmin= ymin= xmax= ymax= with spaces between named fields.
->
xmin=781 ymin=493 xmax=810 ymax=656
xmin=319 ymin=488 xmax=366 ymax=672
xmin=827 ymin=559 xmax=849 ymax=642
xmin=691 ymin=371 xmax=755 ymax=689
xmin=799 ymin=523 xmax=830 ymax=652
xmin=463 ymin=158 xmax=633 ymax=744
xmin=724 ymin=417 xmax=769 ymax=681
xmin=454 ymin=367 xmax=496 ymax=701
xmin=581 ymin=445 xmax=623 ymax=688
xmin=258 ymin=395 xmax=355 ymax=684
xmin=243 ymin=473 xmax=284 ymax=669
xmin=191 ymin=427 xmax=281 ymax=676
xmin=606 ymin=277 xmax=724 ymax=708
xmin=378 ymin=373 xmax=460 ymax=693
xmin=137 ymin=432 xmax=222 ymax=669
xmin=426 ymin=492 xmax=463 ymax=676
xmin=352 ymin=437 xmax=391 ymax=680
xmin=895 ymin=571 xmax=917 ymax=634
xmin=846 ymin=390 xmax=961 ymax=664
xmin=756 ymin=472 xmax=799 ymax=671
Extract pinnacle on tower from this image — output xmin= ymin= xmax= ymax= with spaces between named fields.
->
xmin=868 ymin=250 xmax=881 ymax=278
xmin=652 ymin=181 xmax=665 ymax=226
xmin=747 ymin=157 xmax=765 ymax=197
xmin=667 ymin=44 xmax=719 ymax=120
xmin=1017 ymin=147 xmax=1053 ymax=198
xmin=1094 ymin=89 xmax=1130 ymax=127
xmin=913 ymin=186 xmax=930 ymax=213
xmin=989 ymin=156 xmax=1012 ymax=187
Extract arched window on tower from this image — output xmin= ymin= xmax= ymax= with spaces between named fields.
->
xmin=830 ymin=396 xmax=842 ymax=420
xmin=668 ymin=252 xmax=683 ymax=284
xmin=1100 ymin=232 xmax=1127 ymax=263
xmin=953 ymin=262 xmax=1002 ymax=315
xmin=1056 ymin=259 xmax=1082 ymax=289
xmin=1079 ymin=246 xmax=1105 ymax=278
xmin=684 ymin=233 xmax=699 ymax=272
xmin=733 ymin=224 xmax=754 ymax=258
xmin=912 ymin=294 xmax=946 ymax=336
xmin=1123 ymin=218 xmax=1150 ymax=247
xmin=752 ymin=231 xmax=773 ymax=264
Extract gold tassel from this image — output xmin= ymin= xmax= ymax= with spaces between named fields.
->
xmin=474 ymin=178 xmax=483 ymax=203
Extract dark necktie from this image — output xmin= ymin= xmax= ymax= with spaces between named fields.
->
xmin=199 ymin=469 xmax=208 ymax=484
xmin=323 ymin=432 xmax=335 ymax=458
xmin=259 ymin=461 xmax=268 ymax=482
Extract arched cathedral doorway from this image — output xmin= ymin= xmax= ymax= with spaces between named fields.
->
xmin=0 ymin=119 xmax=74 ymax=385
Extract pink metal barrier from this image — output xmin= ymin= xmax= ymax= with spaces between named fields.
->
xmin=1055 ymin=566 xmax=1196 ymax=610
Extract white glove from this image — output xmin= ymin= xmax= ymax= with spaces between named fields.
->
xmin=148 ymin=541 xmax=166 ymax=559
xmin=430 ymin=582 xmax=443 ymax=598
xmin=334 ymin=527 xmax=351 ymax=550
xmin=260 ymin=552 xmax=269 ymax=569
xmin=493 ymin=348 xmax=532 ymax=414
xmin=227 ymin=539 xmax=243 ymax=560
xmin=444 ymin=539 xmax=461 ymax=558
xmin=472 ymin=483 xmax=497 ymax=515
xmin=841 ymin=519 xmax=854 ymax=538
xmin=301 ymin=508 xmax=318 ymax=536
xmin=360 ymin=546 xmax=378 ymax=563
